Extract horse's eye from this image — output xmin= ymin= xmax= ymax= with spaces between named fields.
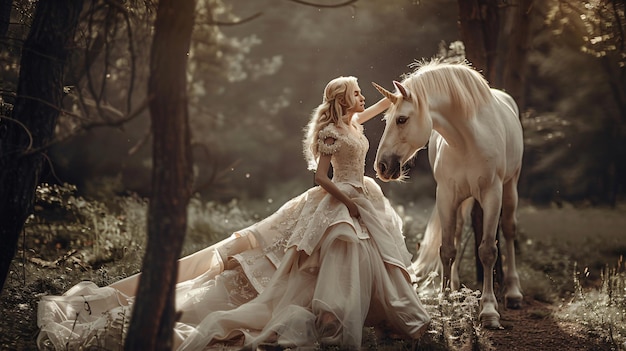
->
xmin=396 ymin=116 xmax=408 ymax=125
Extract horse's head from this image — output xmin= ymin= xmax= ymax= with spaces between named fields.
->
xmin=373 ymin=80 xmax=432 ymax=182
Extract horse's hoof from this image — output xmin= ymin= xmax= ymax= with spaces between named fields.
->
xmin=479 ymin=312 xmax=503 ymax=330
xmin=481 ymin=317 xmax=503 ymax=330
xmin=505 ymin=295 xmax=523 ymax=309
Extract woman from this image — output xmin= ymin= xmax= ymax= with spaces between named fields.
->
xmin=37 ymin=77 xmax=430 ymax=350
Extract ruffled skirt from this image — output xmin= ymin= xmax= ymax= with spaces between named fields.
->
xmin=37 ymin=177 xmax=430 ymax=350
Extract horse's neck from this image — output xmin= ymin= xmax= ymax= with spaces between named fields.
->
xmin=429 ymin=105 xmax=471 ymax=149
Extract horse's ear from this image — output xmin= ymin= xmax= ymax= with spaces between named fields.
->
xmin=372 ymin=82 xmax=398 ymax=104
xmin=393 ymin=80 xmax=410 ymax=100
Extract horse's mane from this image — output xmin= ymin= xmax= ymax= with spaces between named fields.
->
xmin=402 ymin=59 xmax=493 ymax=118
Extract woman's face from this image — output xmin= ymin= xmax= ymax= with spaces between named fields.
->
xmin=346 ymin=83 xmax=365 ymax=114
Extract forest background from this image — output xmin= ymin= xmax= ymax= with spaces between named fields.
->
xmin=0 ymin=0 xmax=625 ymax=350
xmin=5 ymin=0 xmax=622 ymax=210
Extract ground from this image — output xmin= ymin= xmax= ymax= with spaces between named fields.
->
xmin=480 ymin=202 xmax=626 ymax=351
xmin=1 ymin=201 xmax=625 ymax=350
xmin=483 ymin=298 xmax=612 ymax=351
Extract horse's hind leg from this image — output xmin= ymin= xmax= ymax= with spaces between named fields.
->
xmin=502 ymin=177 xmax=523 ymax=309
xmin=477 ymin=188 xmax=502 ymax=329
xmin=451 ymin=198 xmax=473 ymax=290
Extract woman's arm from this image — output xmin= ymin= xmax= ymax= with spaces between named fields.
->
xmin=355 ymin=97 xmax=391 ymax=124
xmin=314 ymin=151 xmax=359 ymax=218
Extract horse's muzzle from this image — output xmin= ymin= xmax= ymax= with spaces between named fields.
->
xmin=376 ymin=154 xmax=402 ymax=181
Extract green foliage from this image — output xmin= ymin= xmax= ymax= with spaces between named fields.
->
xmin=527 ymin=0 xmax=626 ymax=205
xmin=7 ymin=182 xmax=626 ymax=350
xmin=558 ymin=259 xmax=626 ymax=350
xmin=10 ymin=183 xmax=493 ymax=350
xmin=420 ymin=288 xmax=490 ymax=351
xmin=518 ymin=240 xmax=575 ymax=303
xmin=26 ymin=183 xmax=261 ymax=277
xmin=546 ymin=0 xmax=626 ymax=66
xmin=0 ymin=0 xmax=36 ymax=99
xmin=17 ymin=184 xmax=263 ymax=350
xmin=184 ymin=195 xmax=257 ymax=255
xmin=25 ymin=183 xmax=147 ymax=284
xmin=43 ymin=0 xmax=464 ymax=204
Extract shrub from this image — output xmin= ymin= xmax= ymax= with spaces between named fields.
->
xmin=557 ymin=259 xmax=626 ymax=350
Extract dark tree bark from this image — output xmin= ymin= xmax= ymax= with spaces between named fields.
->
xmin=0 ymin=0 xmax=83 ymax=291
xmin=458 ymin=0 xmax=533 ymax=109
xmin=124 ymin=0 xmax=195 ymax=349
xmin=458 ymin=0 xmax=500 ymax=83
xmin=0 ymin=0 xmax=10 ymax=37
xmin=499 ymin=0 xmax=533 ymax=110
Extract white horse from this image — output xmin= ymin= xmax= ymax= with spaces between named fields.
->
xmin=373 ymin=59 xmax=524 ymax=329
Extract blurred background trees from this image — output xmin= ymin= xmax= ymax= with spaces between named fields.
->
xmin=1 ymin=0 xmax=624 ymax=217
xmin=522 ymin=0 xmax=625 ymax=206
xmin=1 ymin=1 xmax=624 ymax=347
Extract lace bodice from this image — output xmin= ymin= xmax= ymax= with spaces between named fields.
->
xmin=317 ymin=122 xmax=368 ymax=187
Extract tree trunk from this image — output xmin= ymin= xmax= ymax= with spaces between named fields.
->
xmin=458 ymin=0 xmax=500 ymax=83
xmin=0 ymin=0 xmax=10 ymax=37
xmin=124 ymin=0 xmax=195 ymax=349
xmin=458 ymin=0 xmax=534 ymax=109
xmin=500 ymin=0 xmax=533 ymax=111
xmin=0 ymin=0 xmax=83 ymax=292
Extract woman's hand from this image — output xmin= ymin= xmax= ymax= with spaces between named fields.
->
xmin=347 ymin=201 xmax=360 ymax=218
xmin=316 ymin=153 xmax=360 ymax=219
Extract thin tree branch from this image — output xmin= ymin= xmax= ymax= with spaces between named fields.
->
xmin=22 ymin=98 xmax=149 ymax=156
xmin=0 ymin=89 xmax=87 ymax=121
xmin=85 ymin=1 xmax=106 ymax=120
xmin=286 ymin=0 xmax=357 ymax=8
xmin=1 ymin=95 xmax=148 ymax=160
xmin=0 ymin=37 xmax=25 ymax=49
xmin=0 ymin=116 xmax=34 ymax=152
xmin=209 ymin=12 xmax=263 ymax=26
xmin=208 ymin=0 xmax=358 ymax=26
xmin=611 ymin=0 xmax=624 ymax=52
xmin=128 ymin=124 xmax=151 ymax=155
xmin=99 ymin=5 xmax=117 ymax=112
xmin=40 ymin=151 xmax=65 ymax=185
xmin=122 ymin=7 xmax=137 ymax=114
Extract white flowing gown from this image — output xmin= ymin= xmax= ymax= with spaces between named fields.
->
xmin=37 ymin=121 xmax=430 ymax=350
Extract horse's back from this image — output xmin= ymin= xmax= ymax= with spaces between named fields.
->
xmin=491 ymin=89 xmax=519 ymax=117
xmin=490 ymin=89 xmax=524 ymax=174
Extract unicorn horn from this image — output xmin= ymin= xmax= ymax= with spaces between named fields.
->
xmin=371 ymin=82 xmax=398 ymax=104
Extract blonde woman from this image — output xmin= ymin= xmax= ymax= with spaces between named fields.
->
xmin=178 ymin=76 xmax=430 ymax=349
xmin=37 ymin=77 xmax=430 ymax=351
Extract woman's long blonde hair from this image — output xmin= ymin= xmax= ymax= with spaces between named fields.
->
xmin=303 ymin=76 xmax=359 ymax=170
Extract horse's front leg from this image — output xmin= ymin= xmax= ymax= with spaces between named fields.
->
xmin=502 ymin=177 xmax=523 ymax=309
xmin=436 ymin=191 xmax=460 ymax=292
xmin=477 ymin=190 xmax=503 ymax=329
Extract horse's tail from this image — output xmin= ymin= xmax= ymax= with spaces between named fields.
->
xmin=410 ymin=205 xmax=442 ymax=293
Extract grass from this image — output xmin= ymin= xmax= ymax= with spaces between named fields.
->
xmin=2 ymin=183 xmax=625 ymax=350
xmin=556 ymin=259 xmax=626 ymax=350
